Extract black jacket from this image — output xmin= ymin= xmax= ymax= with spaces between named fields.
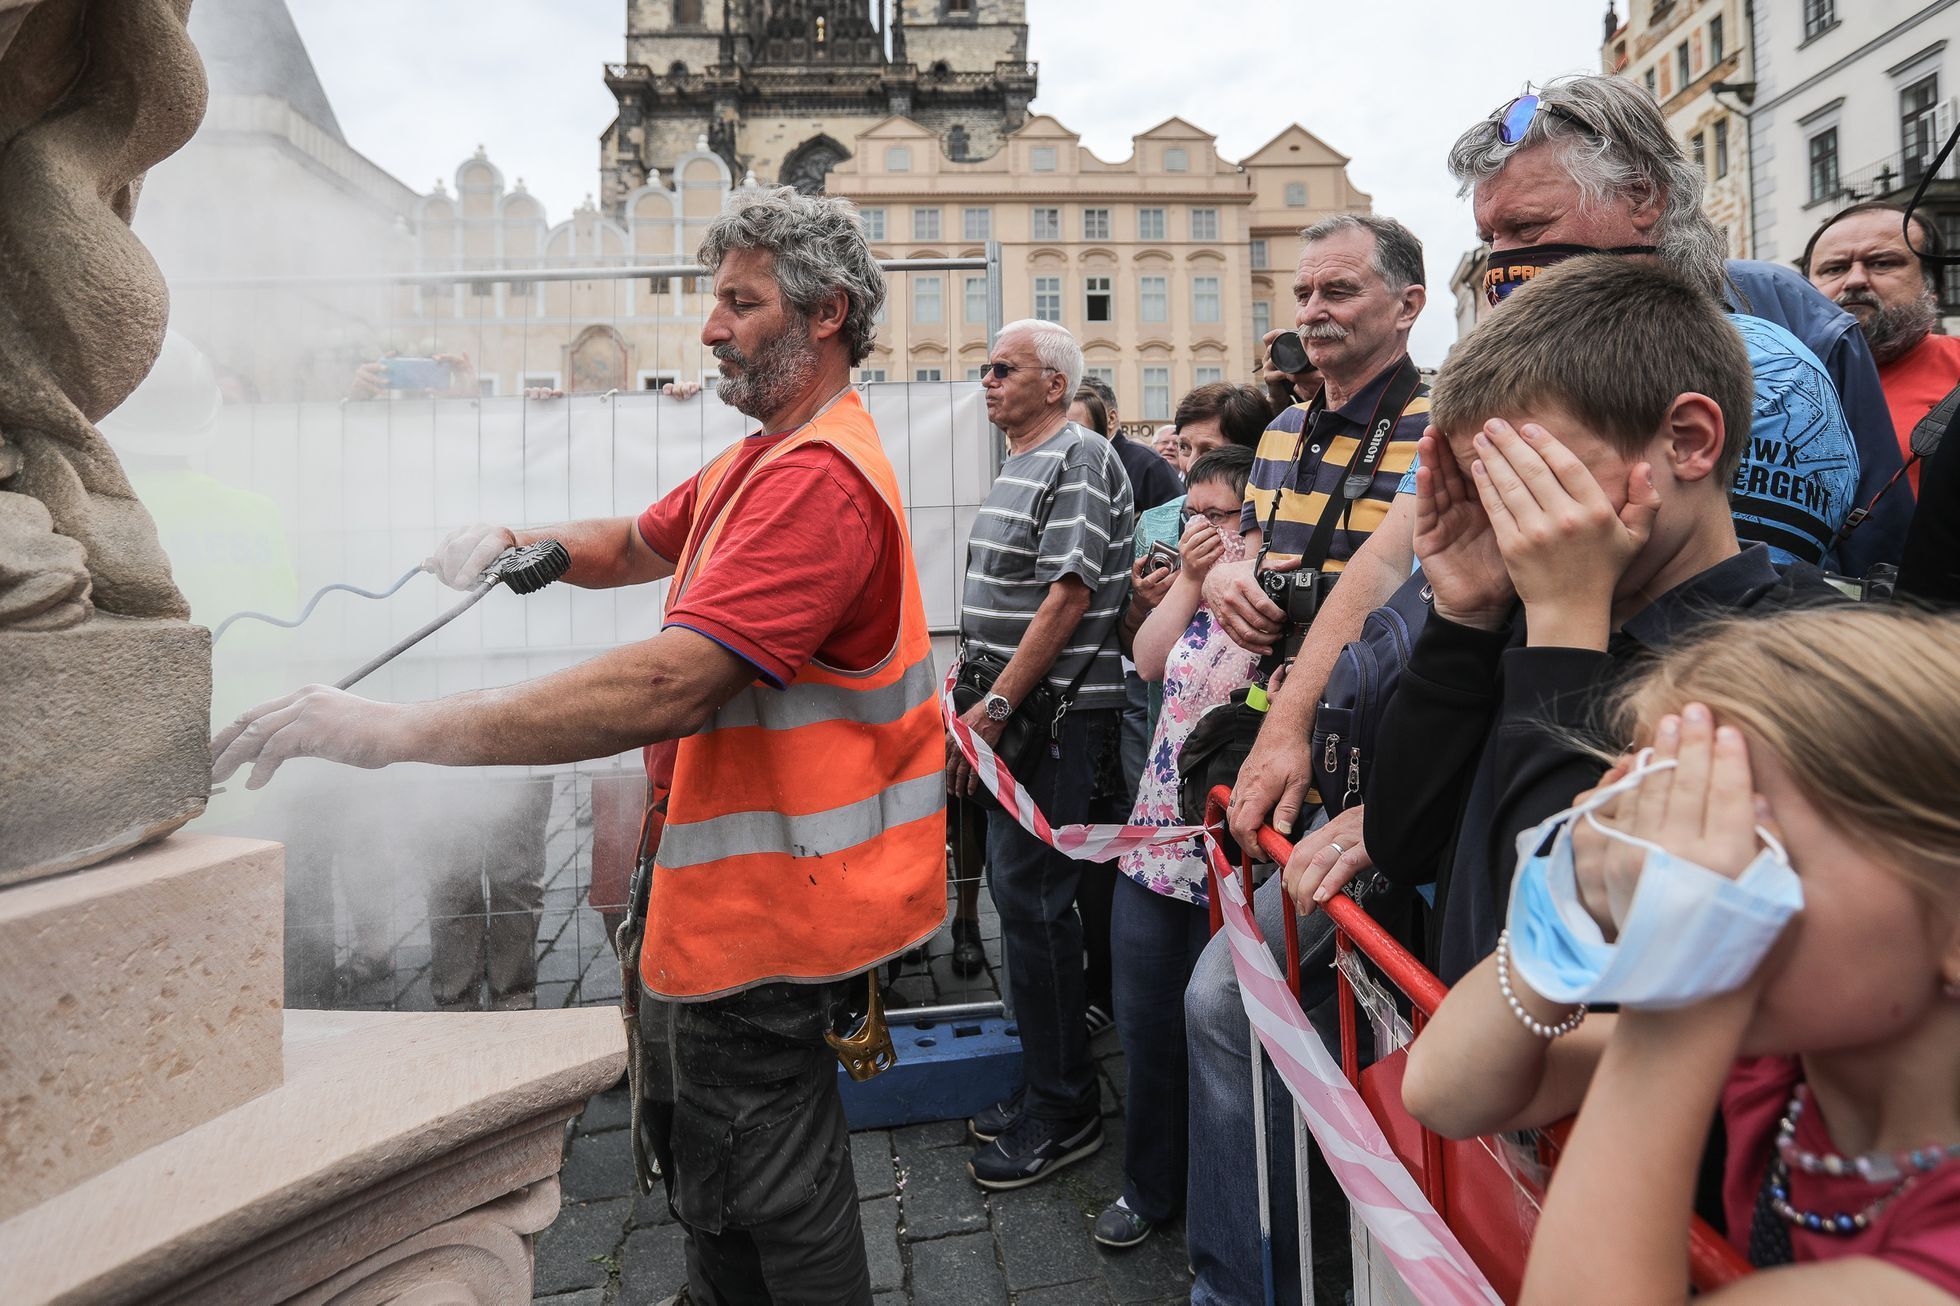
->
xmin=1899 ymin=399 xmax=1960 ymax=604
xmin=1363 ymin=545 xmax=1843 ymax=984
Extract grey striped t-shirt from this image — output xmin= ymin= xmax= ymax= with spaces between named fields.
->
xmin=960 ymin=420 xmax=1136 ymax=713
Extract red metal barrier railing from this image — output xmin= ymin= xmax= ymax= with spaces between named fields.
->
xmin=1202 ymin=786 xmax=1753 ymax=1301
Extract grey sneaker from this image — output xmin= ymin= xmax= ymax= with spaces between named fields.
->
xmin=1093 ymin=1197 xmax=1153 ymax=1249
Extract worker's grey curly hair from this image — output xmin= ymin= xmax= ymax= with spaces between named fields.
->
xmin=698 ymin=186 xmax=887 ymax=365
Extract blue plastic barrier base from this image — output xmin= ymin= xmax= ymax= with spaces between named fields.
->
xmin=837 ymin=1014 xmax=1024 ymax=1131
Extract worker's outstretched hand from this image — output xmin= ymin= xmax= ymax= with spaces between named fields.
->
xmin=212 ymin=686 xmax=408 ymax=790
xmin=428 ymin=522 xmax=516 ymax=589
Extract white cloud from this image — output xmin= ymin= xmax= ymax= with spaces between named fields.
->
xmin=285 ymin=0 xmax=1606 ymax=364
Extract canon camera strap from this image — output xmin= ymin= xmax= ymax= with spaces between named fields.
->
xmin=1258 ymin=355 xmax=1423 ymax=575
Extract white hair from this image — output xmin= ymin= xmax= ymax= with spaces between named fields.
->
xmin=995 ymin=318 xmax=1084 ymax=399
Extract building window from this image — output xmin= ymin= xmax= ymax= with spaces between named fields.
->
xmin=1138 ymin=207 xmax=1167 ymax=240
xmin=1083 ymin=207 xmax=1111 ymax=240
xmin=965 ymin=366 xmax=985 ymax=381
xmin=913 ymin=207 xmax=942 ymax=240
xmin=1084 ymin=365 xmax=1115 ymax=391
xmin=860 ymin=207 xmax=886 ymax=240
xmin=859 ymin=368 xmax=887 ymax=383
xmin=1031 ymin=146 xmax=1057 ymax=171
xmin=1714 ymin=118 xmax=1729 ymax=179
xmin=1710 ymin=15 xmax=1725 ymax=64
xmin=675 ymin=0 xmax=701 ymax=23
xmin=1164 ymin=148 xmax=1189 ymax=172
xmin=1803 ymin=0 xmax=1836 ymax=40
xmin=1191 ymin=208 xmax=1220 ymax=241
xmin=963 ymin=206 xmax=991 ymax=240
xmin=1902 ymin=74 xmax=1940 ymax=187
xmin=522 ymin=372 xmax=560 ymax=391
xmin=964 ymin=275 xmax=987 ymax=324
xmin=1692 ymin=131 xmax=1706 ymax=172
xmin=945 ymin=0 xmax=974 ymax=14
xmin=1192 ymin=275 xmax=1221 ymax=323
xmin=1085 ymin=275 xmax=1113 ymax=322
xmin=1284 ymin=182 xmax=1307 ymax=207
xmin=1250 ymin=238 xmax=1269 ymax=269
xmin=1940 ymin=212 xmax=1960 ymax=306
xmin=1140 ymin=275 xmax=1168 ymax=323
xmin=915 ymin=367 xmax=943 ymax=382
xmin=1032 ymin=206 xmax=1061 ymax=240
xmin=947 ymin=125 xmax=969 ymax=160
xmin=1252 ymin=299 xmax=1271 ymax=341
xmin=913 ymin=276 xmax=942 ymax=324
xmin=1676 ymin=42 xmax=1690 ymax=91
xmin=1195 ymin=365 xmax=1224 ymax=386
xmin=1644 ymin=67 xmax=1657 ymax=100
xmin=885 ymin=145 xmax=911 ymax=172
xmin=1807 ymin=127 xmax=1840 ymax=204
xmin=1033 ymin=276 xmax=1063 ymax=322
xmin=1142 ymin=366 xmax=1172 ymax=419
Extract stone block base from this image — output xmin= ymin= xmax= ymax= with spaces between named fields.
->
xmin=0 ymin=833 xmax=283 ymax=1220
xmin=0 ymin=615 xmax=212 ymax=885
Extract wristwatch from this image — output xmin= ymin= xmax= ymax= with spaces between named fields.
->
xmin=982 ymin=692 xmax=1013 ymax=722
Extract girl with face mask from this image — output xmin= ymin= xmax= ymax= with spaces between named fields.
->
xmin=1401 ymin=604 xmax=1960 ymax=1302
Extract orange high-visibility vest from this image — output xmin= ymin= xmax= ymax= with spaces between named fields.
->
xmin=640 ymin=390 xmax=946 ymax=1001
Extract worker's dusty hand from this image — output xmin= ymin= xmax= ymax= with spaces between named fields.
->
xmin=212 ymin=686 xmax=409 ymax=790
xmin=428 ymin=522 xmax=516 ymax=589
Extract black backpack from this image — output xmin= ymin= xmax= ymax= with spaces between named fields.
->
xmin=1310 ymin=569 xmax=1432 ymax=815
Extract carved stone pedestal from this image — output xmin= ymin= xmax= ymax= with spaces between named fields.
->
xmin=0 ymin=616 xmax=212 ymax=884
xmin=1 ymin=1006 xmax=625 ymax=1304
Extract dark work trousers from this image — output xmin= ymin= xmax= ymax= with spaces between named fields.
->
xmin=636 ymin=980 xmax=872 ymax=1305
xmin=984 ymin=707 xmax=1116 ymax=1123
xmin=1110 ymin=870 xmax=1212 ymax=1223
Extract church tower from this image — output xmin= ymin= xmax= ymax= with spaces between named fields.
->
xmin=600 ymin=0 xmax=1034 ymax=211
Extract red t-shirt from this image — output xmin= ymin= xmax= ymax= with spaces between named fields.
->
xmin=1723 ymin=1056 xmax=1960 ymax=1294
xmin=1878 ymin=332 xmax=1960 ymax=496
xmin=636 ymin=428 xmax=901 ymax=689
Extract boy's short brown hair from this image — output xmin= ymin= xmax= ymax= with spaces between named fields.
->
xmin=1430 ymin=255 xmax=1752 ymax=486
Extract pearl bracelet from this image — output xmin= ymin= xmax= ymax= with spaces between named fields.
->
xmin=1495 ymin=927 xmax=1588 ymax=1039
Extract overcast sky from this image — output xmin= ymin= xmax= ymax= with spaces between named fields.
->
xmin=286 ymin=0 xmax=1606 ymax=367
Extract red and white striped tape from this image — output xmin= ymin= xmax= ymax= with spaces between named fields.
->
xmin=940 ymin=664 xmax=1205 ymax=861
xmin=942 ymin=663 xmax=1498 ymax=1302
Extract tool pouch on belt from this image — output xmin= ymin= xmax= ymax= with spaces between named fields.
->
xmin=616 ymin=803 xmax=661 ymax=1195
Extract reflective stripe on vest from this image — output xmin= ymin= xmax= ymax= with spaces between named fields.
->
xmin=641 ymin=390 xmax=946 ymax=1001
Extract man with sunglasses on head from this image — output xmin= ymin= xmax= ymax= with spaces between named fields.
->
xmin=950 ymin=319 xmax=1136 ymax=1191
xmin=1460 ymin=76 xmax=1909 ymax=580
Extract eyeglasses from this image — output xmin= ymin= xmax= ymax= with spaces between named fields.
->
xmin=1492 ymin=93 xmax=1604 ymax=146
xmin=980 ymin=361 xmax=1061 ymax=380
xmin=1180 ymin=504 xmax=1242 ymax=530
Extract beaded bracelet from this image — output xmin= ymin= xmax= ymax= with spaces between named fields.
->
xmin=1495 ymin=927 xmax=1588 ymax=1039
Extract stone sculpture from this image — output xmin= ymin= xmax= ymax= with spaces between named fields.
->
xmin=0 ymin=0 xmax=214 ymax=880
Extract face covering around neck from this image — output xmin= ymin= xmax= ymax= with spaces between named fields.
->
xmin=1483 ymin=242 xmax=1659 ymax=306
xmin=1504 ymin=752 xmax=1803 ymax=1010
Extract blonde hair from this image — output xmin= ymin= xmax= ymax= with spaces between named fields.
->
xmin=1609 ymin=604 xmax=1960 ymax=902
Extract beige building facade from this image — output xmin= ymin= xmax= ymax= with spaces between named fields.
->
xmin=405 ymin=146 xmax=738 ymax=396
xmin=1602 ymin=0 xmax=1753 ymax=257
xmin=827 ymin=114 xmax=1369 ymax=422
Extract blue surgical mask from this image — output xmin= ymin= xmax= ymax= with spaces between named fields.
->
xmin=1505 ymin=753 xmax=1803 ymax=1010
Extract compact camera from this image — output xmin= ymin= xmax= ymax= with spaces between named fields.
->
xmin=1258 ymin=567 xmax=1324 ymax=666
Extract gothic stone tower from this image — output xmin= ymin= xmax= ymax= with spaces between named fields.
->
xmin=600 ymin=0 xmax=1034 ymax=212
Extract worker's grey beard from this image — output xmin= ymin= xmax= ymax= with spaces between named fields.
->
xmin=1840 ymin=287 xmax=1939 ymax=365
xmin=714 ymin=324 xmax=819 ymax=421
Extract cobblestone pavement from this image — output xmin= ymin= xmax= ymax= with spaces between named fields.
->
xmin=531 ymin=1026 xmax=1192 ymax=1306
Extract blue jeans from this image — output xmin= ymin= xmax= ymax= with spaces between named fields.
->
xmin=1119 ymin=670 xmax=1151 ymax=804
xmin=1186 ymin=871 xmax=1345 ymax=1306
xmin=1111 ymin=871 xmax=1212 ymax=1223
xmin=985 ymin=707 xmax=1115 ymax=1123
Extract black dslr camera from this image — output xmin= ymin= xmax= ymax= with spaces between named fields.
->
xmin=1258 ymin=566 xmax=1325 ymax=668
